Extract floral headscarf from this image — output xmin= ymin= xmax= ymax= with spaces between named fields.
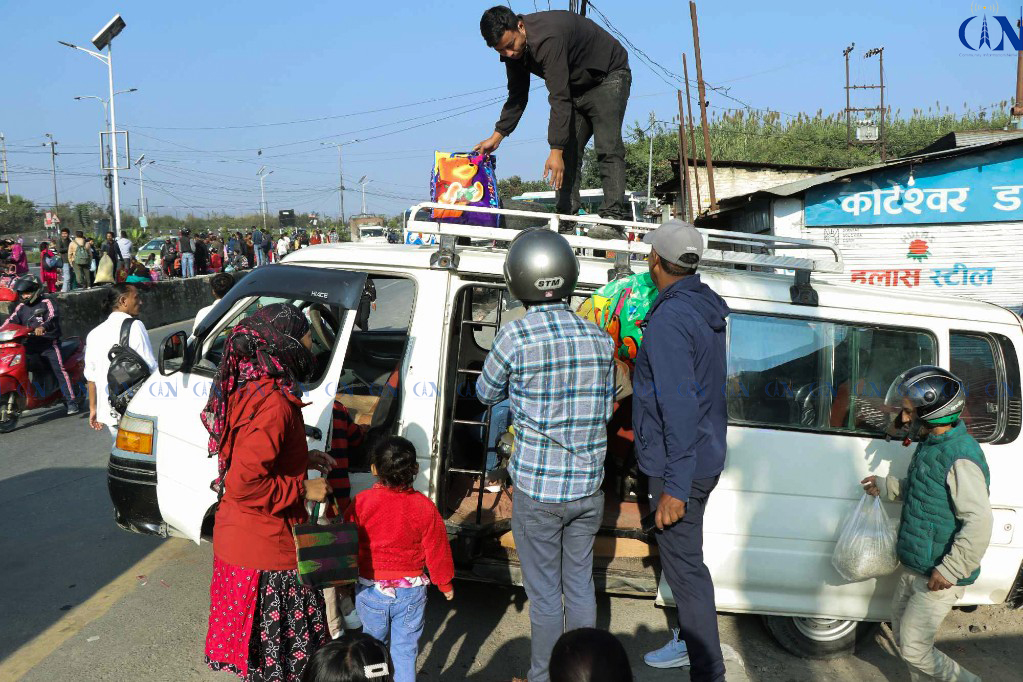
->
xmin=201 ymin=303 xmax=314 ymax=489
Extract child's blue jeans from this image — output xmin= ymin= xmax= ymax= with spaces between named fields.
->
xmin=355 ymin=583 xmax=427 ymax=682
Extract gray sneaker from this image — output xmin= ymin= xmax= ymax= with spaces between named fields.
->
xmin=66 ymin=403 xmax=81 ymax=416
xmin=586 ymin=224 xmax=627 ymax=240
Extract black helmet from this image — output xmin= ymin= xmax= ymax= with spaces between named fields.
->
xmin=503 ymin=228 xmax=579 ymax=303
xmin=12 ymin=274 xmax=43 ymax=305
xmin=884 ymin=365 xmax=965 ymax=440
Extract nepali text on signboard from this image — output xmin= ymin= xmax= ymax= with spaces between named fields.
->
xmin=804 ymin=145 xmax=1023 ymax=226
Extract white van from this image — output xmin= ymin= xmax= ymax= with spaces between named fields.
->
xmin=107 ymin=203 xmax=1023 ymax=659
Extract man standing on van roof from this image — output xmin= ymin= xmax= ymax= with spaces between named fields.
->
xmin=863 ymin=366 xmax=991 ymax=682
xmin=633 ymin=220 xmax=729 ymax=680
xmin=476 ymin=229 xmax=616 ymax=682
xmin=475 ymin=6 xmax=631 ymax=238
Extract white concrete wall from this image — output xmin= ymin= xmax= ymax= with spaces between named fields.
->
xmin=680 ymin=166 xmax=818 ymax=212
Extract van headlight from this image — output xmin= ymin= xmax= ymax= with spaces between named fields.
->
xmin=116 ymin=414 xmax=155 ymax=455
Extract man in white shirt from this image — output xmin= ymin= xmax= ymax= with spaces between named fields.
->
xmin=192 ymin=273 xmax=236 ymax=334
xmin=277 ymin=233 xmax=291 ymax=259
xmin=85 ymin=283 xmax=157 ymax=441
xmin=116 ymin=234 xmax=133 ymax=261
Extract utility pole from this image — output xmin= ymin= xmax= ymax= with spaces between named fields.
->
xmin=689 ymin=2 xmax=717 ymax=210
xmin=682 ymin=54 xmax=702 ymax=214
xmin=646 ymin=126 xmax=654 ymax=213
xmin=134 ymin=154 xmax=154 ymax=220
xmin=843 ymin=44 xmax=855 ymax=148
xmin=676 ymin=90 xmax=693 ymax=221
xmin=44 ymin=133 xmax=59 ymax=209
xmin=0 ymin=133 xmax=10 ymax=204
xmin=321 ymin=140 xmax=356 ymax=227
xmin=847 ymin=47 xmax=886 ymax=161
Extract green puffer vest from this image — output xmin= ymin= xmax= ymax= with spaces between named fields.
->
xmin=896 ymin=421 xmax=990 ymax=585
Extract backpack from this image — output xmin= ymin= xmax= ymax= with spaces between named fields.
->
xmin=107 ymin=318 xmax=152 ymax=416
xmin=74 ymin=242 xmax=91 ymax=265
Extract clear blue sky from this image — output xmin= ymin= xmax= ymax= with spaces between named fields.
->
xmin=1 ymin=0 xmax=1018 ymax=220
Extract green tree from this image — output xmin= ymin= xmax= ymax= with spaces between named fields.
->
xmin=0 ymin=195 xmax=40 ymax=235
xmin=498 ymin=175 xmax=551 ymax=199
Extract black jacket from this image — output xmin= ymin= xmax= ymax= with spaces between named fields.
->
xmin=495 ymin=10 xmax=629 ymax=150
xmin=2 ymin=298 xmax=62 ymax=342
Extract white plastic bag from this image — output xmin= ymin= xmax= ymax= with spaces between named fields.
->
xmin=831 ymin=493 xmax=899 ymax=582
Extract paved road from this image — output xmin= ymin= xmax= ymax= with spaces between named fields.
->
xmin=3 ymin=319 xmax=1023 ymax=681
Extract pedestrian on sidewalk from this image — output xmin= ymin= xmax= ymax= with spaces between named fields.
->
xmin=202 ymin=303 xmax=335 ymax=682
xmin=70 ymin=231 xmax=93 ymax=289
xmin=39 ymin=242 xmax=60 ymax=293
xmin=58 ymin=228 xmax=73 ymax=292
xmin=862 ymin=366 xmax=991 ymax=682
xmin=102 ymin=231 xmax=122 ymax=274
xmin=476 ymin=229 xmax=616 ymax=682
xmin=84 ymin=284 xmax=157 ymax=440
xmin=633 ymin=220 xmax=729 ymax=681
xmin=10 ymin=238 xmax=29 ymax=275
xmin=345 ymin=436 xmax=454 ymax=682
xmin=178 ymin=229 xmax=196 ymax=278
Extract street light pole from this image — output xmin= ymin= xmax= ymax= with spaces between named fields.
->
xmin=75 ymin=88 xmax=137 ymax=223
xmin=59 ymin=14 xmax=128 ymax=237
xmin=257 ymin=167 xmax=273 ymax=231
xmin=134 ymin=154 xmax=154 ymax=219
xmin=358 ymin=176 xmax=370 ymax=215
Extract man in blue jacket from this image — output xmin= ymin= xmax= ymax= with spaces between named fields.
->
xmin=633 ymin=220 xmax=729 ymax=681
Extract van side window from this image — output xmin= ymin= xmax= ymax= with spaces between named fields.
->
xmin=727 ymin=314 xmax=936 ymax=437
xmin=950 ymin=333 xmax=1002 ymax=442
xmin=335 ymin=276 xmax=415 ymax=471
xmin=197 ymin=295 xmax=341 ymax=387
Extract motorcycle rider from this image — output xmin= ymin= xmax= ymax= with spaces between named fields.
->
xmin=1 ymin=274 xmax=79 ymax=414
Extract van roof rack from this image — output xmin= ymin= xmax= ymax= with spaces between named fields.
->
xmin=406 ymin=202 xmax=844 ymax=306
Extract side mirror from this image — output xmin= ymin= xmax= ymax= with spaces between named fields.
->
xmin=159 ymin=330 xmax=189 ymax=376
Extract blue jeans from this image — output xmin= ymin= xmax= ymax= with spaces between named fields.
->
xmin=355 ymin=584 xmax=427 ymax=682
xmin=253 ymin=246 xmax=264 ymax=266
xmin=61 ymin=263 xmax=72 ymax=292
xmin=181 ymin=252 xmax=195 ymax=277
xmin=478 ymin=399 xmax=511 ymax=473
xmin=511 ymin=489 xmax=604 ymax=682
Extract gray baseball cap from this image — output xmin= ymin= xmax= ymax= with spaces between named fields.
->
xmin=642 ymin=219 xmax=704 ymax=266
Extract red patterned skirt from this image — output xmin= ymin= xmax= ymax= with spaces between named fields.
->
xmin=205 ymin=556 xmax=328 ymax=681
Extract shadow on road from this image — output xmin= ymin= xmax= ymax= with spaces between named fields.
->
xmin=0 ymin=466 xmax=164 ymax=661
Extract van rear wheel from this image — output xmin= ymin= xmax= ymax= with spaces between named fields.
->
xmin=762 ymin=615 xmax=878 ymax=660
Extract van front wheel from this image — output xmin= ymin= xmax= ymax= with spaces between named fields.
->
xmin=762 ymin=615 xmax=878 ymax=660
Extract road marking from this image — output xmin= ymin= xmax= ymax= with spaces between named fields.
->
xmin=0 ymin=538 xmax=191 ymax=681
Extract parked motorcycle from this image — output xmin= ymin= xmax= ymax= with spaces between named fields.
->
xmin=0 ymin=322 xmax=86 ymax=433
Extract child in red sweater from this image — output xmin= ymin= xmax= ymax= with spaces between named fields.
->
xmin=344 ymin=436 xmax=454 ymax=682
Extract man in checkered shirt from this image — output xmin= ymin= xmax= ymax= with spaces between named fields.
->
xmin=476 ymin=229 xmax=616 ymax=682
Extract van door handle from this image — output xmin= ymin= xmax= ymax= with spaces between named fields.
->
xmin=304 ymin=425 xmax=323 ymax=440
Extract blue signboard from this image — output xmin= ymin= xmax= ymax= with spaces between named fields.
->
xmin=805 ymin=145 xmax=1023 ymax=226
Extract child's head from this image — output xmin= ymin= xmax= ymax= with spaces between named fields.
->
xmin=549 ymin=628 xmax=634 ymax=682
xmin=301 ymin=633 xmax=393 ymax=682
xmin=371 ymin=435 xmax=419 ymax=490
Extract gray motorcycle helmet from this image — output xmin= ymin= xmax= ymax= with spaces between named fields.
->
xmin=883 ymin=365 xmax=966 ymax=441
xmin=503 ymin=228 xmax=579 ymax=303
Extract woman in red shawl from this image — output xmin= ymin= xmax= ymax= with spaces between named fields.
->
xmin=202 ymin=303 xmax=337 ymax=681
xmin=38 ymin=241 xmax=60 ymax=293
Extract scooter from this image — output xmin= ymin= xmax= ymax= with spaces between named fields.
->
xmin=0 ymin=322 xmax=86 ymax=433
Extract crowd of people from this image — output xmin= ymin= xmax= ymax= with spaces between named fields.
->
xmin=0 ymin=224 xmax=343 ymax=294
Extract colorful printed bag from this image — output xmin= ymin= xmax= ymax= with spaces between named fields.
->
xmin=430 ymin=151 xmax=499 ymax=227
xmin=293 ymin=498 xmax=359 ymax=589
xmin=576 ymin=272 xmax=659 ymax=370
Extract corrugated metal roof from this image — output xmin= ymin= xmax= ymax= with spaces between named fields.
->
xmin=696 ymin=135 xmax=1023 ymax=221
xmin=913 ymin=129 xmax=1023 ymax=155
